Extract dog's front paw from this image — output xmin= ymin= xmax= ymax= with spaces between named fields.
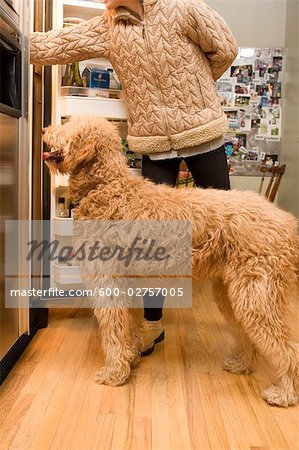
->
xmin=262 ymin=385 xmax=298 ymax=408
xmin=128 ymin=351 xmax=140 ymax=368
xmin=222 ymin=355 xmax=252 ymax=375
xmin=95 ymin=364 xmax=130 ymax=387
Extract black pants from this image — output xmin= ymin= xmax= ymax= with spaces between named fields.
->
xmin=142 ymin=145 xmax=230 ymax=321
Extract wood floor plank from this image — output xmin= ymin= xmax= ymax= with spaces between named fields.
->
xmin=9 ymin=370 xmax=62 ymax=449
xmin=28 ymin=376 xmax=77 ymax=450
xmin=90 ymin=413 xmax=115 ymax=450
xmin=180 ymin=344 xmax=213 ymax=450
xmin=163 ymin=324 xmax=195 ymax=450
xmin=0 ymin=331 xmax=46 ymax=421
xmin=46 ymin=368 xmax=91 ymax=450
xmin=131 ymin=416 xmax=152 ymax=450
xmin=110 ymin=381 xmax=135 ymax=450
xmin=0 ymin=393 xmax=35 ymax=448
xmin=151 ymin=369 xmax=173 ymax=450
xmin=195 ymin=373 xmax=231 ymax=450
xmin=132 ymin=369 xmax=152 ymax=419
xmin=0 ymin=282 xmax=298 ymax=450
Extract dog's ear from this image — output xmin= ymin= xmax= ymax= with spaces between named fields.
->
xmin=68 ymin=132 xmax=97 ymax=168
xmin=65 ymin=116 xmax=121 ymax=170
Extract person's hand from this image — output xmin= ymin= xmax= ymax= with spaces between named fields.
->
xmin=104 ymin=0 xmax=123 ymax=10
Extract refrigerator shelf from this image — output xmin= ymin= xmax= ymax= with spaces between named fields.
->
xmin=59 ymin=96 xmax=127 ymax=120
xmin=60 ymin=86 xmax=123 ymax=99
xmin=63 ymin=0 xmax=105 ymax=21
xmin=52 ymin=263 xmax=82 ymax=286
xmin=52 ymin=217 xmax=73 ymax=237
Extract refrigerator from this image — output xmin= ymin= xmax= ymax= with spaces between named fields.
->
xmin=0 ymin=0 xmax=31 ymax=383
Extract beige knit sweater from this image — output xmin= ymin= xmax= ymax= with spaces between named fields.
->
xmin=30 ymin=0 xmax=238 ymax=154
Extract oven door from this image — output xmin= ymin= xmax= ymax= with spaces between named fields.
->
xmin=0 ymin=4 xmax=22 ymax=118
xmin=0 ymin=112 xmax=19 ymax=360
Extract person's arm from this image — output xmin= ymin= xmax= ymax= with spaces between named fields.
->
xmin=186 ymin=0 xmax=238 ymax=81
xmin=30 ymin=14 xmax=110 ymax=65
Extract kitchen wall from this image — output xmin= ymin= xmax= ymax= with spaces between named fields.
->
xmin=279 ymin=0 xmax=299 ymax=217
xmin=207 ymin=0 xmax=287 ymax=47
xmin=207 ymin=0 xmax=298 ymax=216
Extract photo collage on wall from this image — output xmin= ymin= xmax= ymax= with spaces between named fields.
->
xmin=217 ymin=48 xmax=284 ymax=176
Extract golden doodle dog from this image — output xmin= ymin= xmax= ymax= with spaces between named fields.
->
xmin=43 ymin=115 xmax=299 ymax=407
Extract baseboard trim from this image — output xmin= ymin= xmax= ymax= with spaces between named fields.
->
xmin=0 ymin=334 xmax=31 ymax=384
xmin=0 ymin=308 xmax=48 ymax=385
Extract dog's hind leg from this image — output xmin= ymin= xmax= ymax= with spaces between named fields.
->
xmin=213 ymin=279 xmax=256 ymax=375
xmin=227 ymin=274 xmax=299 ymax=407
xmin=94 ymin=307 xmax=141 ymax=386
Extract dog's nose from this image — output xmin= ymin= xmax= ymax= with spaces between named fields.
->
xmin=42 ymin=127 xmax=47 ymax=135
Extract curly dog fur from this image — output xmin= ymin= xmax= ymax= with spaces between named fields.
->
xmin=43 ymin=115 xmax=299 ymax=407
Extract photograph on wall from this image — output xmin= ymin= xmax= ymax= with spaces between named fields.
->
xmin=255 ymin=48 xmax=272 ymax=58
xmin=256 ymin=84 xmax=269 ymax=95
xmin=269 ymin=82 xmax=282 ymax=99
xmin=267 ymin=68 xmax=279 ymax=83
xmin=249 ymin=94 xmax=261 ymax=109
xmin=230 ymin=64 xmax=253 ymax=81
xmin=273 ymin=56 xmax=283 ymax=70
xmin=273 ymin=48 xmax=283 ymax=57
xmin=224 ymin=137 xmax=236 ymax=156
xmin=264 ymin=154 xmax=279 ymax=165
xmin=235 ymin=85 xmax=250 ymax=94
xmin=259 ymin=120 xmax=269 ymax=136
xmin=224 ymin=110 xmax=239 ymax=130
xmin=260 ymin=106 xmax=281 ymax=119
xmin=236 ymin=133 xmax=247 ymax=148
xmin=238 ymin=110 xmax=252 ymax=131
xmin=255 ymin=58 xmax=272 ymax=71
xmin=251 ymin=117 xmax=261 ymax=128
xmin=218 ymin=92 xmax=235 ymax=107
xmin=235 ymin=95 xmax=250 ymax=107
xmin=243 ymin=149 xmax=259 ymax=161
xmin=217 ymin=80 xmax=233 ymax=92
xmin=217 ymin=47 xmax=284 ymax=175
xmin=259 ymin=106 xmax=281 ymax=139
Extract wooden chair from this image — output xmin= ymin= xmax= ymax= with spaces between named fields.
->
xmin=258 ymin=164 xmax=286 ymax=202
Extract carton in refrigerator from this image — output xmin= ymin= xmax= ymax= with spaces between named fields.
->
xmin=82 ymin=65 xmax=110 ymax=89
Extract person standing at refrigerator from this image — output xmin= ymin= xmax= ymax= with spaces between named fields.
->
xmin=30 ymin=0 xmax=238 ymax=355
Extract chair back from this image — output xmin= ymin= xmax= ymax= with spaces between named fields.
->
xmin=258 ymin=164 xmax=286 ymax=202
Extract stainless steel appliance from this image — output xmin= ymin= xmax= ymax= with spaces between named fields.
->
xmin=1 ymin=0 xmax=19 ymax=25
xmin=0 ymin=0 xmax=22 ymax=360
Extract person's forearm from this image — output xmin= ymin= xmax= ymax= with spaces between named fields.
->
xmin=30 ymin=16 xmax=110 ymax=66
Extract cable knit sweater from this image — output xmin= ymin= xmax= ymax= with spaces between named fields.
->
xmin=30 ymin=0 xmax=238 ymax=154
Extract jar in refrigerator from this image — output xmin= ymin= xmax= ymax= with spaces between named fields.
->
xmin=68 ymin=202 xmax=75 ymax=218
xmin=71 ymin=62 xmax=83 ymax=87
xmin=107 ymin=68 xmax=119 ymax=90
xmin=62 ymin=64 xmax=73 ymax=86
xmin=57 ymin=197 xmax=69 ymax=218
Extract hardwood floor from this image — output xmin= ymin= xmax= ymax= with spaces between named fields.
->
xmin=0 ymin=281 xmax=298 ymax=450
